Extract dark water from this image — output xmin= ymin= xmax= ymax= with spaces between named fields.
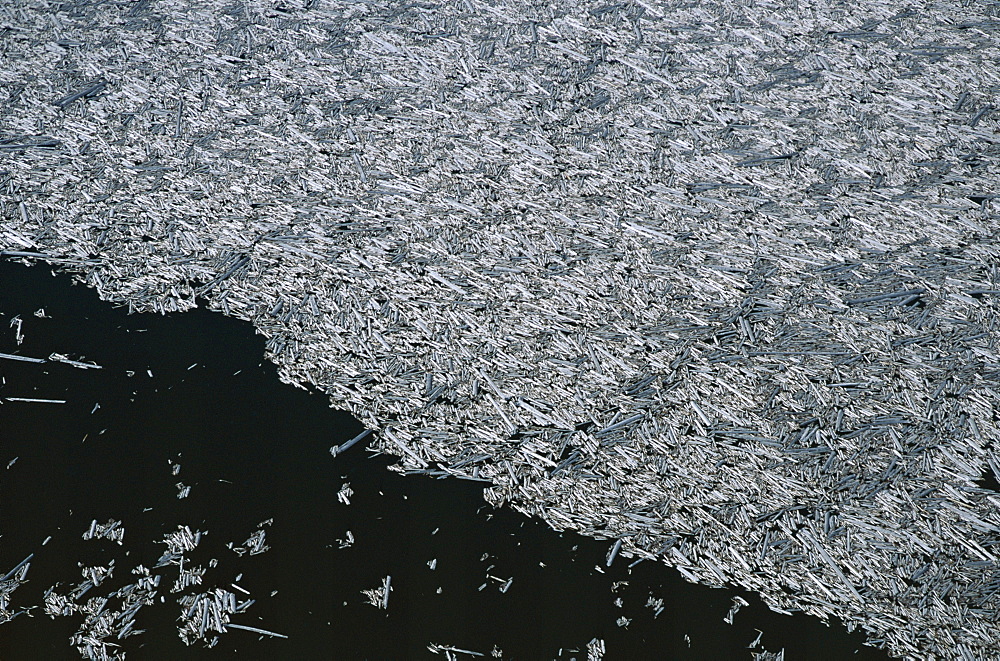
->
xmin=0 ymin=259 xmax=891 ymax=660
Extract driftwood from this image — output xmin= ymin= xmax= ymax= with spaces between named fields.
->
xmin=2 ymin=0 xmax=999 ymax=659
xmin=36 ymin=519 xmax=273 ymax=660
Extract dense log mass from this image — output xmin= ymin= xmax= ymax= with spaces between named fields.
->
xmin=2 ymin=0 xmax=999 ymax=658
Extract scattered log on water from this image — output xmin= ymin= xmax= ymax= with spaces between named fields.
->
xmin=0 ymin=555 xmax=33 ymax=624
xmin=361 ymin=575 xmax=393 ymax=610
xmin=82 ymin=520 xmax=125 ymax=545
xmin=2 ymin=0 xmax=1000 ymax=657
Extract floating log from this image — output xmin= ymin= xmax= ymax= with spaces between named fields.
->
xmin=0 ymin=352 xmax=45 ymax=363
xmin=225 ymin=623 xmax=288 ymax=639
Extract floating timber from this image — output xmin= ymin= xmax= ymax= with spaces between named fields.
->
xmin=2 ymin=0 xmax=999 ymax=658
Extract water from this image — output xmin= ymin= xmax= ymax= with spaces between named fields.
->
xmin=0 ymin=259 xmax=890 ymax=659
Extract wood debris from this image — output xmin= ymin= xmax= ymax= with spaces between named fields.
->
xmin=35 ymin=520 xmax=272 ymax=659
xmin=428 ymin=643 xmax=486 ymax=658
xmin=48 ymin=353 xmax=103 ymax=370
xmin=177 ymin=588 xmax=242 ymax=646
xmin=0 ymin=555 xmax=33 ymax=624
xmin=336 ymin=530 xmax=355 ymax=549
xmin=587 ymin=638 xmax=606 ymax=661
xmin=10 ymin=315 xmax=23 ymax=345
xmin=229 ymin=520 xmax=271 ymax=557
xmin=361 ymin=575 xmax=392 ymax=610
xmin=2 ymin=0 xmax=999 ymax=657
xmin=645 ymin=595 xmax=664 ymax=619
xmin=0 ymin=352 xmax=45 ymax=364
xmin=724 ymin=595 xmax=750 ymax=625
xmin=82 ymin=519 xmax=124 ymax=545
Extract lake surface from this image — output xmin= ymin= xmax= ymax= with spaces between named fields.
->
xmin=0 ymin=259 xmax=890 ymax=659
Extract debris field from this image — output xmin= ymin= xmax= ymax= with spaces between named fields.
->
xmin=2 ymin=0 xmax=1000 ymax=658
